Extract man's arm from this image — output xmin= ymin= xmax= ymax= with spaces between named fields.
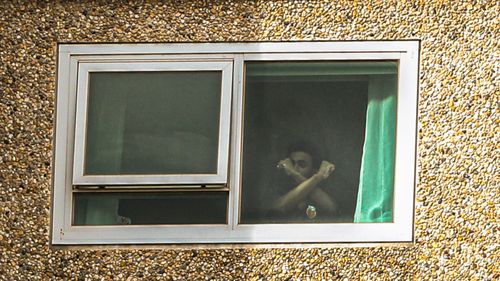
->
xmin=275 ymin=161 xmax=337 ymax=212
xmin=275 ymin=173 xmax=325 ymax=212
xmin=310 ymin=188 xmax=338 ymax=213
xmin=277 ymin=158 xmax=307 ymax=183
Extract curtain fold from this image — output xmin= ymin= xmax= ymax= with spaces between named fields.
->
xmin=354 ymin=75 xmax=397 ymax=223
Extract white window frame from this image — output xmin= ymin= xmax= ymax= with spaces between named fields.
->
xmin=52 ymin=41 xmax=419 ymax=245
xmin=73 ymin=60 xmax=233 ymax=185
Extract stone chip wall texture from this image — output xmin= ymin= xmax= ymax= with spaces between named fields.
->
xmin=0 ymin=0 xmax=498 ymax=280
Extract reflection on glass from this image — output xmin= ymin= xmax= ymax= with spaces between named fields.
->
xmin=73 ymin=192 xmax=227 ymax=225
xmin=240 ymin=61 xmax=397 ymax=224
xmin=85 ymin=71 xmax=222 ymax=175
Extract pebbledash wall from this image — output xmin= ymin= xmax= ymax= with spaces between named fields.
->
xmin=0 ymin=0 xmax=498 ymax=280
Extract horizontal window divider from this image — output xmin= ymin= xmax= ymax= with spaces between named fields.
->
xmin=70 ymin=224 xmax=231 ymax=228
xmin=73 ymin=56 xmax=236 ymax=63
xmin=72 ymin=184 xmax=229 ymax=192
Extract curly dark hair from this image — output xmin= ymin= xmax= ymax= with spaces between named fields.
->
xmin=286 ymin=141 xmax=321 ymax=169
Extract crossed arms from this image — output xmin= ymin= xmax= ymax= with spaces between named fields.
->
xmin=274 ymin=159 xmax=339 ymax=214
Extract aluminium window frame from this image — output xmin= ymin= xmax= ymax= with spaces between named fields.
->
xmin=51 ymin=41 xmax=419 ymax=245
xmin=72 ymin=60 xmax=233 ymax=185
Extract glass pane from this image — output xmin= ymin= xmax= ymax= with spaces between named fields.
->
xmin=85 ymin=71 xmax=222 ymax=175
xmin=240 ymin=61 xmax=397 ymax=224
xmin=74 ymin=192 xmax=227 ymax=225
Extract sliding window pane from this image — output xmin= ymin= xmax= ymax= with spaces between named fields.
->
xmin=240 ymin=61 xmax=397 ymax=224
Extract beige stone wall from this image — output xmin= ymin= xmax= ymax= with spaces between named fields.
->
xmin=0 ymin=0 xmax=498 ymax=279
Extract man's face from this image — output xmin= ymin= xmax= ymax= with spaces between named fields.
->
xmin=290 ymin=151 xmax=314 ymax=178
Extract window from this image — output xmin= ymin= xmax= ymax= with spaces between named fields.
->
xmin=52 ymin=41 xmax=419 ymax=244
xmin=74 ymin=61 xmax=232 ymax=185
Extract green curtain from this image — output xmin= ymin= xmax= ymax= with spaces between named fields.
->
xmin=354 ymin=75 xmax=397 ymax=223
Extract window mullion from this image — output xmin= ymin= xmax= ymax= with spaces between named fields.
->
xmin=228 ymin=54 xmax=245 ymax=230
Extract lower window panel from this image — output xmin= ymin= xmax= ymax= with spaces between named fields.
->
xmin=73 ymin=192 xmax=227 ymax=225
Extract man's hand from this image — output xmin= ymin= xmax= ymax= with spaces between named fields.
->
xmin=277 ymin=158 xmax=297 ymax=176
xmin=316 ymin=161 xmax=335 ymax=180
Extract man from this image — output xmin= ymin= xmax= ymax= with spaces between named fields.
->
xmin=272 ymin=142 xmax=338 ymax=220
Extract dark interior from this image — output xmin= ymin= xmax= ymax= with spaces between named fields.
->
xmin=240 ymin=75 xmax=368 ymax=223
